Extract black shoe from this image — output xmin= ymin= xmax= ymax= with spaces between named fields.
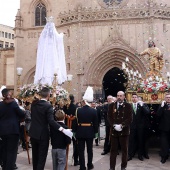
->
xmin=96 ymin=143 xmax=99 ymax=146
xmin=13 ymin=164 xmax=18 ymax=169
xmin=28 ymin=144 xmax=32 ymax=148
xmin=161 ymin=157 xmax=166 ymax=164
xmin=87 ymin=164 xmax=94 ymax=170
xmin=101 ymin=151 xmax=108 ymax=155
xmin=143 ymin=154 xmax=149 ymax=159
xmin=138 ymin=155 xmax=144 ymax=161
xmin=127 ymin=156 xmax=132 ymax=161
xmin=121 ymin=168 xmax=126 ymax=170
xmin=74 ymin=161 xmax=80 ymax=166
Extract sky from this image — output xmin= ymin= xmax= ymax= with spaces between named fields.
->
xmin=0 ymin=0 xmax=20 ymax=27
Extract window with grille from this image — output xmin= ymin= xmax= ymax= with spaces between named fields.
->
xmin=35 ymin=3 xmax=46 ymax=26
xmin=5 ymin=32 xmax=8 ymax=38
xmin=5 ymin=42 xmax=9 ymax=48
xmin=9 ymin=33 xmax=11 ymax=39
xmin=10 ymin=43 xmax=14 ymax=47
xmin=0 ymin=41 xmax=3 ymax=48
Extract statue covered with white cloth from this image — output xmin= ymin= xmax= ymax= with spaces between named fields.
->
xmin=34 ymin=16 xmax=67 ymax=85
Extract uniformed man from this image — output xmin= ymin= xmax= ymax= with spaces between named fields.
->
xmin=72 ymin=86 xmax=98 ymax=170
xmin=108 ymin=91 xmax=133 ymax=170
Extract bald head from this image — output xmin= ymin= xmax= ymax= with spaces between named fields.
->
xmin=117 ymin=91 xmax=125 ymax=103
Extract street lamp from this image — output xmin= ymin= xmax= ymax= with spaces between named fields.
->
xmin=67 ymin=74 xmax=73 ymax=93
xmin=16 ymin=67 xmax=23 ymax=94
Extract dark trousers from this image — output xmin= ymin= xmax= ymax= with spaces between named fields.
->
xmin=31 ymin=138 xmax=49 ymax=170
xmin=77 ymin=138 xmax=93 ymax=170
xmin=1 ymin=134 xmax=19 ymax=170
xmin=110 ymin=135 xmax=129 ymax=170
xmin=160 ymin=131 xmax=170 ymax=158
xmin=0 ymin=139 xmax=3 ymax=165
xmin=143 ymin=128 xmax=150 ymax=156
xmin=72 ymin=137 xmax=79 ymax=163
xmin=128 ymin=128 xmax=144 ymax=157
xmin=103 ymin=125 xmax=110 ymax=152
xmin=20 ymin=125 xmax=26 ymax=148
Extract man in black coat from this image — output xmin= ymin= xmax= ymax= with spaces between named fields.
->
xmin=0 ymin=88 xmax=25 ymax=170
xmin=128 ymin=93 xmax=150 ymax=161
xmin=157 ymin=92 xmax=170 ymax=164
xmin=101 ymin=95 xmax=117 ymax=155
xmin=108 ymin=91 xmax=133 ymax=170
xmin=29 ymin=87 xmax=73 ymax=170
xmin=63 ymin=94 xmax=79 ymax=166
xmin=72 ymin=99 xmax=98 ymax=170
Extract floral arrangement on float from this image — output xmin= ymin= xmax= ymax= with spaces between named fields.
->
xmin=136 ymin=78 xmax=170 ymax=94
xmin=18 ymin=83 xmax=70 ymax=105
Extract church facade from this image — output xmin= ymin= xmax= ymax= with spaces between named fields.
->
xmin=13 ymin=0 xmax=170 ymax=101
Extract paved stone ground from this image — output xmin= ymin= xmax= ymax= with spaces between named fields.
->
xmin=1 ymin=126 xmax=170 ymax=170
xmin=1 ymin=140 xmax=169 ymax=170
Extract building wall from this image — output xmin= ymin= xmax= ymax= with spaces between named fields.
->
xmin=0 ymin=24 xmax=14 ymax=48
xmin=0 ymin=49 xmax=14 ymax=89
xmin=14 ymin=0 xmax=170 ymax=101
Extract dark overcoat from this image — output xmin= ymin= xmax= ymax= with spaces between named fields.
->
xmin=107 ymin=102 xmax=133 ymax=137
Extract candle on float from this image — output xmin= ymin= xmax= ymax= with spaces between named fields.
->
xmin=149 ymin=77 xmax=152 ymax=81
xmin=125 ymin=57 xmax=129 ymax=62
xmin=155 ymin=76 xmax=159 ymax=81
xmin=130 ymin=70 xmax=133 ymax=75
xmin=122 ymin=62 xmax=126 ymax=69
xmin=160 ymin=78 xmax=163 ymax=82
xmin=126 ymin=68 xmax=129 ymax=73
xmin=133 ymin=72 xmax=136 ymax=77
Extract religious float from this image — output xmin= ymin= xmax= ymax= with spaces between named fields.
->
xmin=122 ymin=41 xmax=170 ymax=144
xmin=16 ymin=16 xmax=73 ymax=107
xmin=122 ymin=40 xmax=170 ymax=104
xmin=14 ymin=17 xmax=74 ymax=168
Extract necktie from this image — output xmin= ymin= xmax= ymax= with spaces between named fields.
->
xmin=118 ymin=102 xmax=122 ymax=109
xmin=133 ymin=103 xmax=137 ymax=114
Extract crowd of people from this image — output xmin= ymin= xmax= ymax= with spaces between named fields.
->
xmin=1 ymin=87 xmax=170 ymax=170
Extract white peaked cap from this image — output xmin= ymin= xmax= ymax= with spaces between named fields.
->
xmin=0 ymin=85 xmax=6 ymax=99
xmin=83 ymin=86 xmax=94 ymax=102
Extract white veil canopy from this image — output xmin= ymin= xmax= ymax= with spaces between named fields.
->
xmin=34 ymin=16 xmax=67 ymax=85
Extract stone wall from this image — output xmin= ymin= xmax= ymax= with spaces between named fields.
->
xmin=14 ymin=0 xmax=170 ymax=101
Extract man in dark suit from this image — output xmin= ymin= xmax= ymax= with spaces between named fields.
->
xmin=63 ymin=94 xmax=79 ymax=166
xmin=101 ymin=95 xmax=117 ymax=155
xmin=72 ymin=86 xmax=98 ymax=170
xmin=157 ymin=92 xmax=170 ymax=164
xmin=128 ymin=93 xmax=150 ymax=161
xmin=29 ymin=87 xmax=73 ymax=170
xmin=108 ymin=91 xmax=133 ymax=170
xmin=0 ymin=88 xmax=25 ymax=170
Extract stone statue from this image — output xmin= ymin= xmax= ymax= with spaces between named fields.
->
xmin=140 ymin=41 xmax=164 ymax=74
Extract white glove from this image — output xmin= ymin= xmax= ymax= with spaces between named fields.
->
xmin=59 ymin=127 xmax=73 ymax=139
xmin=113 ymin=124 xmax=122 ymax=132
xmin=161 ymin=101 xmax=166 ymax=107
xmin=138 ymin=101 xmax=144 ymax=107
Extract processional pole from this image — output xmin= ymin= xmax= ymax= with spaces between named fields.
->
xmin=16 ymin=67 xmax=31 ymax=164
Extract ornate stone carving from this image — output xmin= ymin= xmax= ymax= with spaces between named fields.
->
xmin=98 ymin=0 xmax=129 ymax=8
xmin=58 ymin=3 xmax=170 ymax=27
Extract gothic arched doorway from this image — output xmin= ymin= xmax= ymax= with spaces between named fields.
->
xmin=102 ymin=67 xmax=127 ymax=98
